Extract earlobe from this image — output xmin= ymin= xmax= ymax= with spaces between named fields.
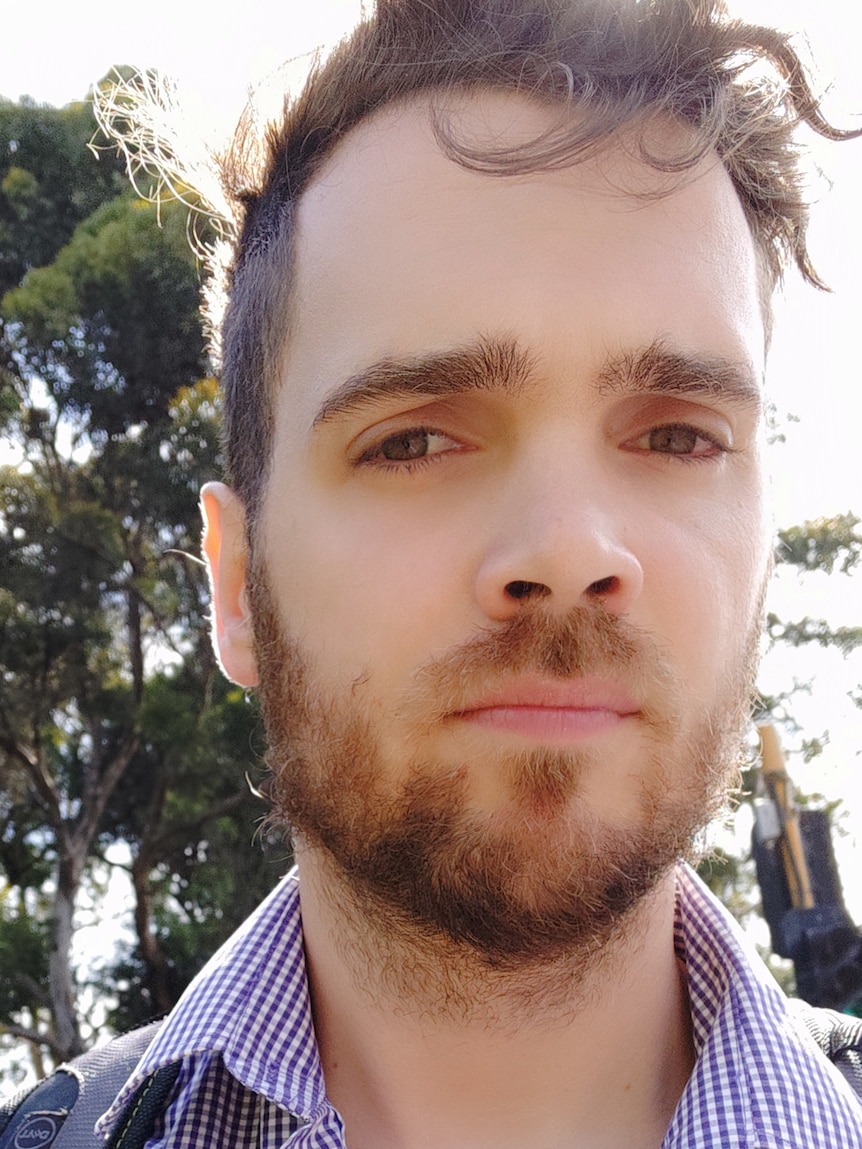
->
xmin=200 ymin=481 xmax=260 ymax=688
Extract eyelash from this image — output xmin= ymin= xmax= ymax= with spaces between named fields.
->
xmin=354 ymin=420 xmax=733 ymax=475
xmin=355 ymin=426 xmax=461 ymax=473
xmin=626 ymin=422 xmax=734 ymax=463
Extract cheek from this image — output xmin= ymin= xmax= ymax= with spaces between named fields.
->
xmin=640 ymin=494 xmax=769 ymax=688
xmin=263 ymin=491 xmax=472 ymax=678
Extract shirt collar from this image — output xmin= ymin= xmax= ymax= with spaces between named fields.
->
xmin=99 ymin=863 xmax=861 ymax=1147
xmin=97 ymin=867 xmax=334 ymax=1138
xmin=665 ymin=864 xmax=862 ymax=1147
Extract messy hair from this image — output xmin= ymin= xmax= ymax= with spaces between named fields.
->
xmin=99 ymin=0 xmax=859 ymax=520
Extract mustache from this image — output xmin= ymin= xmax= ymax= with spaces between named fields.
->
xmin=404 ymin=602 xmax=681 ymax=732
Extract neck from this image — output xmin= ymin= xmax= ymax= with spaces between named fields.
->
xmin=297 ymin=845 xmax=695 ymax=1149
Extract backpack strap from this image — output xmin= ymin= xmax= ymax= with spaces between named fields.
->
xmin=103 ymin=1061 xmax=180 ymax=1149
xmin=0 ymin=1023 xmax=171 ymax=1149
xmin=789 ymin=999 xmax=862 ymax=1097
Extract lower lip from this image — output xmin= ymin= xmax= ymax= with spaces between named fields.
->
xmin=460 ymin=706 xmax=630 ymax=740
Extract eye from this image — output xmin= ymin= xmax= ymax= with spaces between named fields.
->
xmin=630 ymin=422 xmax=728 ymax=459
xmin=357 ymin=427 xmax=461 ymax=467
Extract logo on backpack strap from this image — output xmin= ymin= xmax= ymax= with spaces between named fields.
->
xmin=12 ymin=1114 xmax=63 ymax=1149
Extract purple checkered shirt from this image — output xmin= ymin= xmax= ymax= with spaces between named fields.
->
xmin=97 ymin=864 xmax=862 ymax=1147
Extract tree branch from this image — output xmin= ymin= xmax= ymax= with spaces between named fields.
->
xmin=0 ymin=732 xmax=62 ymax=827
xmin=72 ymin=731 xmax=141 ymax=853
xmin=0 ymin=1021 xmax=66 ymax=1064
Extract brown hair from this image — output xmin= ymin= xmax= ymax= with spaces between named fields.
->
xmin=216 ymin=0 xmax=858 ymax=521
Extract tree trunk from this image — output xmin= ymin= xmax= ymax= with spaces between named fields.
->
xmin=131 ymin=846 xmax=175 ymax=1016
xmin=49 ymin=850 xmax=86 ymax=1061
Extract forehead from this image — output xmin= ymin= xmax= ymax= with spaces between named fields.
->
xmin=281 ymin=92 xmax=765 ymax=424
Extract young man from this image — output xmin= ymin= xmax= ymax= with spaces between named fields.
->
xmin=98 ymin=0 xmax=862 ymax=1144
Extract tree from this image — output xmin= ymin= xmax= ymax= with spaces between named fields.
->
xmin=767 ymin=515 xmax=862 ymax=657
xmin=0 ymin=94 xmax=281 ymax=1076
xmin=0 ymin=95 xmax=126 ymax=297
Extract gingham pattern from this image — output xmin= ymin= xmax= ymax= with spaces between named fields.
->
xmin=97 ymin=865 xmax=862 ymax=1147
xmin=666 ymin=870 xmax=862 ymax=1146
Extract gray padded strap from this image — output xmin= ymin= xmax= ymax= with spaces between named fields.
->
xmin=0 ymin=1024 xmax=162 ymax=1149
xmin=790 ymin=999 xmax=862 ymax=1096
xmin=55 ymin=1024 xmax=164 ymax=1149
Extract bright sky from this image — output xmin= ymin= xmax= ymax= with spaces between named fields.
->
xmin=2 ymin=0 xmax=861 ymax=919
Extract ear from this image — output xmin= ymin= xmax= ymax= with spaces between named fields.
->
xmin=200 ymin=481 xmax=259 ymax=687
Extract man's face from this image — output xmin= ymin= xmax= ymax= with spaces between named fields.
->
xmin=206 ymin=94 xmax=771 ymax=962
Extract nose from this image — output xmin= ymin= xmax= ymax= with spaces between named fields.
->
xmin=473 ymin=467 xmax=644 ymax=623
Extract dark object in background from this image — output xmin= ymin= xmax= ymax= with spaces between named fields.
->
xmin=753 ymin=725 xmax=862 ymax=1011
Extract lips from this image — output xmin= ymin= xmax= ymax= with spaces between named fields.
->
xmin=452 ymin=675 xmax=641 ymax=740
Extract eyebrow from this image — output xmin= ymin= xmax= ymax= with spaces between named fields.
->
xmin=596 ymin=340 xmax=763 ymax=411
xmin=311 ymin=337 xmax=533 ymax=426
xmin=311 ymin=334 xmax=762 ymax=427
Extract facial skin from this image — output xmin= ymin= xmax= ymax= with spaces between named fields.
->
xmin=204 ymin=93 xmax=771 ymax=970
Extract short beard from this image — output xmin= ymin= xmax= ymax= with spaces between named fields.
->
xmin=248 ymin=559 xmax=757 ymax=982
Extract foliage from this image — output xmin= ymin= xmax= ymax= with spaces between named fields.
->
xmin=766 ymin=616 xmax=862 ymax=657
xmin=0 ymin=95 xmax=126 ymax=297
xmin=4 ymin=194 xmax=205 ymax=439
xmin=768 ymin=514 xmax=862 ymax=656
xmin=776 ymin=515 xmax=861 ymax=577
xmin=0 ymin=92 xmax=281 ymax=1077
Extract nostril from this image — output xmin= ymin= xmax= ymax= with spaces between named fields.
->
xmin=587 ymin=575 xmax=618 ymax=597
xmin=505 ymin=580 xmax=551 ymax=601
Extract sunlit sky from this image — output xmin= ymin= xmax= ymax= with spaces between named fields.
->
xmin=2 ymin=0 xmax=861 ymax=919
